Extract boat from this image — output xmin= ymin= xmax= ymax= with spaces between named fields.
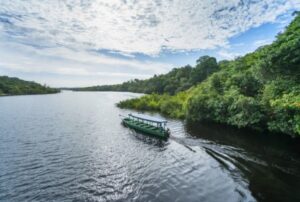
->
xmin=122 ymin=113 xmax=170 ymax=140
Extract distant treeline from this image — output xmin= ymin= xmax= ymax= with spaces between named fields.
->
xmin=0 ymin=76 xmax=60 ymax=96
xmin=71 ymin=55 xmax=219 ymax=95
xmin=118 ymin=13 xmax=300 ymax=137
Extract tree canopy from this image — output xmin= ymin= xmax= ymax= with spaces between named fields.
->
xmin=73 ymin=56 xmax=219 ymax=95
xmin=0 ymin=76 xmax=60 ymax=95
xmin=117 ymin=13 xmax=300 ymax=137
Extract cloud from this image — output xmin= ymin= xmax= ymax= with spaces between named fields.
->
xmin=0 ymin=41 xmax=171 ymax=86
xmin=0 ymin=0 xmax=299 ymax=86
xmin=218 ymin=50 xmax=241 ymax=60
xmin=0 ymin=0 xmax=299 ymax=55
xmin=253 ymin=39 xmax=273 ymax=47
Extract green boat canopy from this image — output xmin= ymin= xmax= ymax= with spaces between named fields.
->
xmin=122 ymin=113 xmax=170 ymax=140
xmin=129 ymin=113 xmax=167 ymax=124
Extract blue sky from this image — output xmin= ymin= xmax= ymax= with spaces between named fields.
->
xmin=0 ymin=0 xmax=299 ymax=87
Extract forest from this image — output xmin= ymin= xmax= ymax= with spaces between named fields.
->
xmin=0 ymin=76 xmax=60 ymax=95
xmin=86 ymin=13 xmax=300 ymax=137
xmin=71 ymin=55 xmax=219 ymax=95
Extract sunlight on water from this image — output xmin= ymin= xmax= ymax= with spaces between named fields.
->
xmin=0 ymin=91 xmax=299 ymax=202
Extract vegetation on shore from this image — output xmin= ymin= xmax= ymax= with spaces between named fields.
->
xmin=118 ymin=13 xmax=300 ymax=137
xmin=0 ymin=76 xmax=60 ymax=96
xmin=71 ymin=56 xmax=219 ymax=95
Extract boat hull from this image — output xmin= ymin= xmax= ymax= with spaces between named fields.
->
xmin=122 ymin=118 xmax=169 ymax=140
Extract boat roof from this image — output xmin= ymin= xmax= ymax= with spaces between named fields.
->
xmin=129 ymin=113 xmax=167 ymax=123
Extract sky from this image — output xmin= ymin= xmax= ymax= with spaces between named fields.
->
xmin=0 ymin=0 xmax=299 ymax=87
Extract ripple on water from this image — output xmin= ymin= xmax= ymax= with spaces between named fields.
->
xmin=1 ymin=92 xmax=300 ymax=202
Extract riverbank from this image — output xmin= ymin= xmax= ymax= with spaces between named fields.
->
xmin=0 ymin=91 xmax=60 ymax=97
xmin=117 ymin=87 xmax=300 ymax=138
xmin=0 ymin=76 xmax=60 ymax=96
xmin=117 ymin=14 xmax=300 ymax=138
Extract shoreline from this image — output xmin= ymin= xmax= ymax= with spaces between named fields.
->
xmin=0 ymin=91 xmax=61 ymax=97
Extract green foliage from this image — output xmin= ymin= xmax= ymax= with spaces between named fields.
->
xmin=187 ymin=13 xmax=300 ymax=137
xmin=230 ymin=72 xmax=262 ymax=97
xmin=118 ymin=91 xmax=190 ymax=119
xmin=266 ymin=93 xmax=300 ymax=136
xmin=191 ymin=56 xmax=219 ymax=84
xmin=0 ymin=76 xmax=60 ymax=95
xmin=74 ymin=56 xmax=219 ymax=95
xmin=118 ymin=13 xmax=300 ymax=137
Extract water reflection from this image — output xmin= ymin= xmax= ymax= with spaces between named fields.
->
xmin=0 ymin=91 xmax=299 ymax=202
xmin=126 ymin=129 xmax=169 ymax=149
xmin=186 ymin=122 xmax=300 ymax=202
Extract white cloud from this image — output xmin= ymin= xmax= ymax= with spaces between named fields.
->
xmin=0 ymin=41 xmax=171 ymax=86
xmin=0 ymin=0 xmax=299 ymax=86
xmin=253 ymin=39 xmax=273 ymax=47
xmin=218 ymin=50 xmax=241 ymax=60
xmin=0 ymin=0 xmax=299 ymax=55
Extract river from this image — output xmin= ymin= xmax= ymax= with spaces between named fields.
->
xmin=0 ymin=91 xmax=299 ymax=202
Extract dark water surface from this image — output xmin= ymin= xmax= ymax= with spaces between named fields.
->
xmin=0 ymin=91 xmax=299 ymax=202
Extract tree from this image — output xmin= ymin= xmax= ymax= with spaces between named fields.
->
xmin=190 ymin=56 xmax=219 ymax=84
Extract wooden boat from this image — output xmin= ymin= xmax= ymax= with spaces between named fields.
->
xmin=122 ymin=113 xmax=170 ymax=140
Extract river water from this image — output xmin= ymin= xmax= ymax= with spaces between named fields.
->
xmin=0 ymin=91 xmax=299 ymax=202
